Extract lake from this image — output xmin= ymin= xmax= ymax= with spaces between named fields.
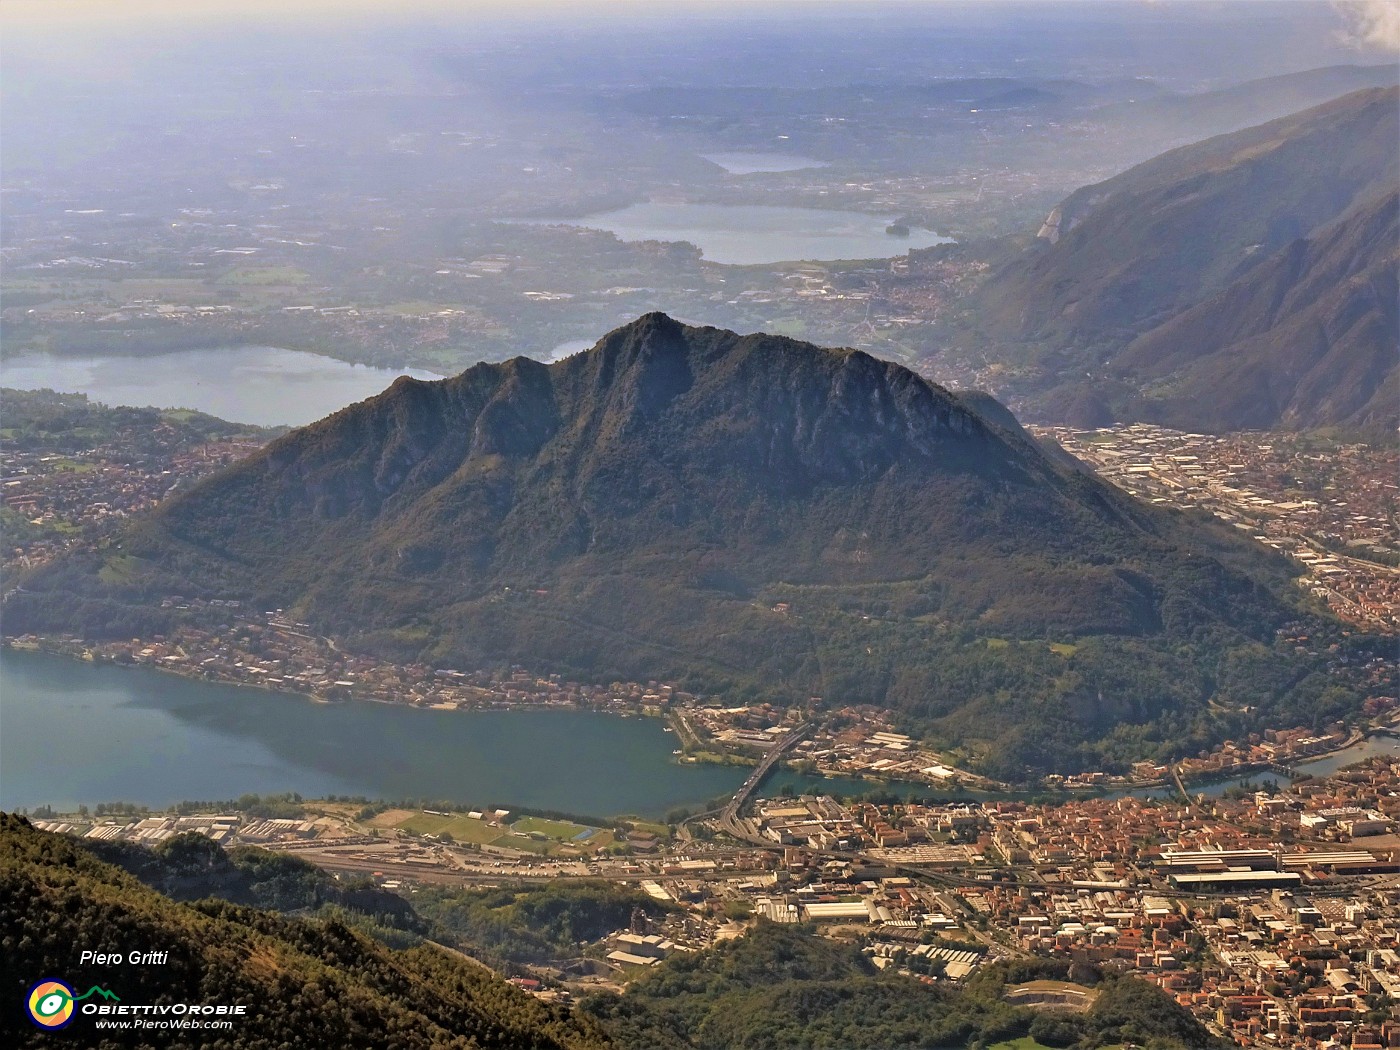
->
xmin=8 ymin=646 xmax=1383 ymax=820
xmin=700 ymin=152 xmax=829 ymax=175
xmin=0 ymin=649 xmax=754 ymax=819
xmin=0 ymin=346 xmax=440 ymax=427
xmin=514 ymin=202 xmax=954 ymax=266
xmin=0 ymin=649 xmax=985 ymax=819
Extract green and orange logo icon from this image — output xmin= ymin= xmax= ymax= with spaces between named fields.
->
xmin=27 ymin=980 xmax=76 ymax=1029
xmin=26 ymin=979 xmax=120 ymax=1029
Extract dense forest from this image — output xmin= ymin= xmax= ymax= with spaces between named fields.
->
xmin=414 ymin=882 xmax=674 ymax=968
xmin=582 ymin=921 xmax=1226 ymax=1050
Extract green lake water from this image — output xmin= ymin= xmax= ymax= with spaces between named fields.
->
xmin=0 ymin=648 xmax=750 ymax=818
xmin=8 ymin=648 xmax=1384 ymax=819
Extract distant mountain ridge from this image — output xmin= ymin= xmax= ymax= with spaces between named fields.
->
xmin=6 ymin=315 xmax=1361 ymax=776
xmin=956 ymin=86 xmax=1399 ymax=431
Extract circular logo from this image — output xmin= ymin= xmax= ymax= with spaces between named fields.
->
xmin=27 ymin=980 xmax=76 ymax=1029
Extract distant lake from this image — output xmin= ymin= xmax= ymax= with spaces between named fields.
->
xmin=0 ymin=346 xmax=440 ymax=427
xmin=700 ymin=152 xmax=829 ymax=175
xmin=515 ymin=202 xmax=954 ymax=265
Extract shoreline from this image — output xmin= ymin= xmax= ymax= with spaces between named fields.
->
xmin=5 ymin=636 xmax=1389 ymax=800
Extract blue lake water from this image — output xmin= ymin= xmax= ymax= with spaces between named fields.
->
xmin=0 ymin=650 xmax=981 ymax=818
xmin=0 ymin=649 xmax=752 ymax=819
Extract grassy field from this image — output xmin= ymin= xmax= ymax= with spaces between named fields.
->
xmin=49 ymin=458 xmax=97 ymax=473
xmin=620 ymin=819 xmax=670 ymax=840
xmin=513 ymin=815 xmax=595 ymax=840
xmin=365 ymin=807 xmax=417 ymax=828
xmin=386 ymin=809 xmax=615 ymax=855
xmin=986 ymin=637 xmax=1079 ymax=657
xmin=395 ymin=813 xmax=502 ymax=846
xmin=217 ymin=265 xmax=312 ymax=286
xmin=97 ymin=553 xmax=141 ymax=585
xmin=492 ymin=834 xmax=551 ymax=854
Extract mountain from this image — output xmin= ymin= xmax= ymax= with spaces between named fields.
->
xmin=6 ymin=315 xmax=1359 ymax=776
xmin=1115 ymin=189 xmax=1399 ymax=431
xmin=987 ymin=87 xmax=1396 ymax=342
xmin=1091 ymin=64 xmax=1399 ymax=145
xmin=0 ymin=814 xmax=610 ymax=1050
xmin=960 ymin=87 xmax=1398 ymax=431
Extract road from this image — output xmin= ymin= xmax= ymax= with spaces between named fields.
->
xmin=716 ymin=722 xmax=812 ymax=842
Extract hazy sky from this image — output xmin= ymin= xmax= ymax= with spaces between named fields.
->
xmin=2 ymin=0 xmax=1396 ymax=51
xmin=0 ymin=0 xmax=1390 ymax=39
xmin=9 ymin=0 xmax=824 ymax=22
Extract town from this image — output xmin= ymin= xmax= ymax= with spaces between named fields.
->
xmin=1033 ymin=424 xmax=1400 ymax=634
xmin=24 ymin=741 xmax=1400 ymax=1047
xmin=1 ymin=389 xmax=276 ymax=575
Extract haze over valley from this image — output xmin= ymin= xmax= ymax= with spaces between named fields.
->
xmin=2 ymin=5 xmax=1399 ymax=1049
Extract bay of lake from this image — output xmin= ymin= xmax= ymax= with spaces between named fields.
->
xmin=514 ymin=202 xmax=953 ymax=266
xmin=0 ymin=649 xmax=974 ymax=818
xmin=0 ymin=346 xmax=439 ymax=427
